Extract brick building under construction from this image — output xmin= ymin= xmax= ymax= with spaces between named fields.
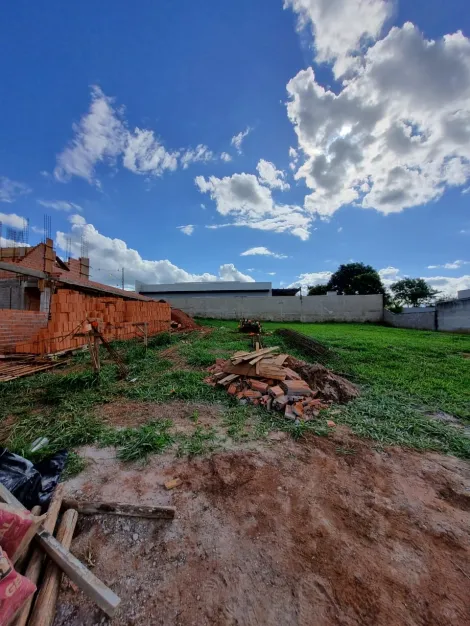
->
xmin=0 ymin=239 xmax=170 ymax=355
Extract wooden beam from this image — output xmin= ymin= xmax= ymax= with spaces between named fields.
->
xmin=0 ymin=484 xmax=121 ymax=618
xmin=62 ymin=499 xmax=176 ymax=520
xmin=14 ymin=486 xmax=64 ymax=626
xmin=28 ymin=509 xmax=79 ymax=626
xmin=232 ymin=346 xmax=279 ymax=364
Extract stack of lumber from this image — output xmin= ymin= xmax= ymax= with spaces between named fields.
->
xmin=205 ymin=346 xmax=329 ymax=421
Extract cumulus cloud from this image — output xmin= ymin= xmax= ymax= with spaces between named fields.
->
xmin=37 ymin=200 xmax=83 ymax=212
xmin=180 ymin=145 xmax=214 ymax=169
xmin=123 ymin=128 xmax=178 ymax=176
xmin=256 ymin=159 xmax=290 ymax=191
xmin=427 ymin=260 xmax=470 ymax=270
xmin=55 ymin=215 xmax=253 ymax=286
xmin=195 ymin=172 xmax=312 ymax=239
xmin=0 ymin=177 xmax=31 ymax=203
xmin=0 ymin=212 xmax=29 ymax=230
xmin=286 ymin=23 xmax=470 ymax=218
xmin=221 ymin=152 xmax=232 ymax=162
xmin=288 ymin=270 xmax=333 ymax=292
xmin=54 ymin=86 xmax=214 ymax=184
xmin=177 ymin=224 xmax=194 ymax=236
xmin=284 ymin=0 xmax=392 ymax=78
xmin=379 ymin=265 xmax=470 ymax=297
xmin=240 ymin=246 xmax=287 ymax=259
xmin=231 ymin=127 xmax=251 ymax=154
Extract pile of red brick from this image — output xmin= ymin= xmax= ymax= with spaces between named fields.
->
xmin=205 ymin=347 xmax=330 ymax=421
xmin=14 ymin=289 xmax=170 ymax=354
xmin=0 ymin=311 xmax=49 ymax=353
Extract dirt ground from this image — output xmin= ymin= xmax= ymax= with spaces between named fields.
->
xmin=54 ymin=428 xmax=470 ymax=626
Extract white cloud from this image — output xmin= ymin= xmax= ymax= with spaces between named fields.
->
xmin=256 ymin=159 xmax=290 ymax=191
xmin=461 ymin=229 xmax=470 ymax=235
xmin=0 ymin=212 xmax=28 ymax=229
xmin=56 ymin=215 xmax=254 ymax=286
xmin=288 ymin=270 xmax=333 ymax=293
xmin=284 ymin=0 xmax=392 ymax=78
xmin=123 ymin=128 xmax=179 ymax=176
xmin=337 ymin=226 xmax=343 ymax=232
xmin=462 ymin=187 xmax=470 ymax=194
xmin=240 ymin=246 xmax=287 ymax=259
xmin=267 ymin=272 xmax=276 ymax=276
xmin=37 ymin=200 xmax=84 ymax=212
xmin=379 ymin=265 xmax=470 ymax=298
xmin=286 ymin=24 xmax=470 ymax=218
xmin=54 ymin=86 xmax=125 ymax=183
xmin=180 ymin=145 xmax=214 ymax=169
xmin=427 ymin=260 xmax=470 ymax=270
xmin=289 ymin=146 xmax=299 ymax=171
xmin=177 ymin=224 xmax=194 ymax=236
xmin=195 ymin=172 xmax=313 ymax=239
xmin=0 ymin=177 xmax=31 ymax=203
xmin=221 ymin=152 xmax=232 ymax=162
xmin=231 ymin=127 xmax=251 ymax=154
xmin=55 ymin=86 xmax=213 ymax=184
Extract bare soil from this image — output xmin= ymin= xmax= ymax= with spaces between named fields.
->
xmin=98 ymin=400 xmax=224 ymax=431
xmin=54 ymin=428 xmax=470 ymax=626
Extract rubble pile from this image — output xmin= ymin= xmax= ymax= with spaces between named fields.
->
xmin=204 ymin=345 xmax=358 ymax=421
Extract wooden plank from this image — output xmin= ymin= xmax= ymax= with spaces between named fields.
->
xmin=218 ymin=373 xmax=240 ymax=386
xmin=232 ymin=346 xmax=279 ymax=364
xmin=15 ymin=505 xmax=42 ymax=574
xmin=14 ymin=486 xmax=64 ymax=626
xmin=273 ymin=354 xmax=289 ymax=366
xmin=248 ymin=354 xmax=268 ymax=366
xmin=223 ymin=361 xmax=286 ymax=381
xmin=62 ymin=500 xmax=176 ymax=520
xmin=0 ymin=484 xmax=120 ymax=618
xmin=28 ymin=509 xmax=79 ymax=626
xmin=257 ymin=363 xmax=287 ymax=380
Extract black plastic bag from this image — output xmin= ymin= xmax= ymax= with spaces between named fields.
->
xmin=0 ymin=448 xmax=68 ymax=509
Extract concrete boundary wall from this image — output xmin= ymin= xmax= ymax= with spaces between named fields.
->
xmin=384 ymin=309 xmax=436 ymax=331
xmin=437 ymin=298 xmax=470 ymax=332
xmin=161 ymin=294 xmax=383 ymax=323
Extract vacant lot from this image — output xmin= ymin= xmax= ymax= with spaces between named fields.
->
xmin=1 ymin=321 xmax=469 ymax=465
xmin=1 ymin=322 xmax=469 ymax=625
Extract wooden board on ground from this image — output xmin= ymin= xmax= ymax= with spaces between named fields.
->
xmin=0 ymin=484 xmax=121 ymax=618
xmin=222 ymin=361 xmax=286 ymax=381
xmin=14 ymin=486 xmax=64 ymax=626
xmin=28 ymin=508 xmax=79 ymax=626
xmin=231 ymin=346 xmax=279 ymax=364
xmin=218 ymin=373 xmax=240 ymax=386
xmin=63 ymin=500 xmax=176 ymax=520
xmin=273 ymin=354 xmax=289 ymax=366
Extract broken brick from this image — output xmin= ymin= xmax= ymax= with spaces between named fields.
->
xmin=280 ymin=380 xmax=314 ymax=397
xmin=284 ymin=404 xmax=296 ymax=420
xmin=293 ymin=401 xmax=304 ymax=417
xmin=243 ymin=390 xmax=262 ymax=399
xmin=273 ymin=395 xmax=288 ymax=411
xmin=227 ymin=384 xmax=238 ymax=395
xmin=268 ymin=385 xmax=284 ymax=398
xmin=283 ymin=367 xmax=301 ymax=380
xmin=249 ymin=379 xmax=269 ymax=393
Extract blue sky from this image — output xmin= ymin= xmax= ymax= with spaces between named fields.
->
xmin=0 ymin=0 xmax=469 ymax=296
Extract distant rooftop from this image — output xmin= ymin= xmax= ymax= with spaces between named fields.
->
xmin=137 ymin=281 xmax=272 ymax=294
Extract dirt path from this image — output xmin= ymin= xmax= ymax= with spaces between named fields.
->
xmin=55 ymin=429 xmax=470 ymax=626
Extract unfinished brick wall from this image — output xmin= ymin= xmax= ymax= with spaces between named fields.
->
xmin=14 ymin=290 xmax=171 ymax=354
xmin=0 ymin=310 xmax=48 ymax=353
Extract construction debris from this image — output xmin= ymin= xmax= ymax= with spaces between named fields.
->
xmin=170 ymin=309 xmax=200 ymax=331
xmin=204 ymin=345 xmax=359 ymax=421
xmin=238 ymin=319 xmax=262 ymax=334
xmin=0 ymin=358 xmax=67 ymax=383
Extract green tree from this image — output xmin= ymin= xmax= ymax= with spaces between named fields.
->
xmin=390 ymin=278 xmax=439 ymax=307
xmin=327 ymin=263 xmax=387 ymax=296
xmin=307 ymin=284 xmax=329 ymax=296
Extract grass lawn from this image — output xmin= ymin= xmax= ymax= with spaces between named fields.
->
xmin=0 ymin=321 xmax=469 ymax=476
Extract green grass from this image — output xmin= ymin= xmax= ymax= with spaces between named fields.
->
xmin=1 ymin=321 xmax=469 ymax=468
xmin=197 ymin=319 xmax=470 ymax=457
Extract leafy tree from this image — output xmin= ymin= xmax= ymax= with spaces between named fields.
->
xmin=308 ymin=284 xmax=329 ymax=296
xmin=390 ymin=278 xmax=439 ymax=307
xmin=327 ymin=263 xmax=387 ymax=296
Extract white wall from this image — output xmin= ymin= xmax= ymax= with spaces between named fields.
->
xmin=437 ymin=298 xmax=470 ymax=332
xmin=384 ymin=308 xmax=436 ymax=331
xmin=160 ymin=294 xmax=383 ymax=323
